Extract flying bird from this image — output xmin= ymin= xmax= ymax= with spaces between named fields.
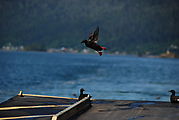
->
xmin=81 ymin=27 xmax=107 ymax=56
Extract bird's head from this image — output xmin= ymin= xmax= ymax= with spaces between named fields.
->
xmin=169 ymin=90 xmax=175 ymax=95
xmin=80 ymin=88 xmax=85 ymax=93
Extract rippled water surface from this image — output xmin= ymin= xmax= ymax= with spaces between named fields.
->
xmin=0 ymin=51 xmax=179 ymax=102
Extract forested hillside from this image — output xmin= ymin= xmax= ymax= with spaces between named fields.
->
xmin=0 ymin=0 xmax=179 ymax=54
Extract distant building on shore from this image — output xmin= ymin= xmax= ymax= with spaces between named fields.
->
xmin=160 ymin=45 xmax=179 ymax=58
xmin=1 ymin=43 xmax=24 ymax=51
xmin=47 ymin=47 xmax=78 ymax=53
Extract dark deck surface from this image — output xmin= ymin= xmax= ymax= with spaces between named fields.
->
xmin=1 ymin=94 xmax=179 ymax=120
xmin=76 ymin=99 xmax=179 ymax=120
xmin=0 ymin=94 xmax=78 ymax=120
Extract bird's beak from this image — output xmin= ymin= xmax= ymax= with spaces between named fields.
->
xmin=81 ymin=41 xmax=84 ymax=44
xmin=168 ymin=90 xmax=171 ymax=92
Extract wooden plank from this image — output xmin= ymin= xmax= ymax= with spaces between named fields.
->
xmin=52 ymin=95 xmax=91 ymax=120
xmin=0 ymin=105 xmax=70 ymax=110
xmin=20 ymin=93 xmax=78 ymax=100
xmin=0 ymin=115 xmax=52 ymax=120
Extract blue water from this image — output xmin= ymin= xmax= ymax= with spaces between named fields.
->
xmin=0 ymin=51 xmax=179 ymax=103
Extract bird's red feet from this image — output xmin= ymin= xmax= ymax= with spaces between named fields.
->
xmin=98 ymin=51 xmax=103 ymax=56
xmin=101 ymin=47 xmax=107 ymax=50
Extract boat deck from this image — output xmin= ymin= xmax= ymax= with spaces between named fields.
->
xmin=0 ymin=93 xmax=179 ymax=120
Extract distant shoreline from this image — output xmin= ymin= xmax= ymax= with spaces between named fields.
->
xmin=1 ymin=49 xmax=178 ymax=59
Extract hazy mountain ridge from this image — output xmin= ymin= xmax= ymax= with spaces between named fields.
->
xmin=0 ymin=0 xmax=179 ymax=54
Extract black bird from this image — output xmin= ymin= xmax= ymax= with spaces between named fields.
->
xmin=78 ymin=88 xmax=88 ymax=101
xmin=81 ymin=27 xmax=106 ymax=56
xmin=169 ymin=90 xmax=179 ymax=103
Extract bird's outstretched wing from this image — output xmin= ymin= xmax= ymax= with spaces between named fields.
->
xmin=91 ymin=27 xmax=99 ymax=43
